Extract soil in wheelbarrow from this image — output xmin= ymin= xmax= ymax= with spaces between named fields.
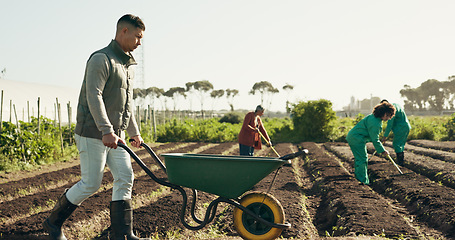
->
xmin=1 ymin=140 xmax=455 ymax=239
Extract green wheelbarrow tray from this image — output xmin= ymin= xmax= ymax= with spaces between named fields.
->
xmin=161 ymin=153 xmax=288 ymax=199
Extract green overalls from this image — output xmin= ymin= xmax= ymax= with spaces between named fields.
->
xmin=384 ymin=103 xmax=411 ymax=153
xmin=346 ymin=114 xmax=386 ymax=184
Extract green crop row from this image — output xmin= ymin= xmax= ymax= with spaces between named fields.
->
xmin=151 ymin=112 xmax=455 ymax=143
xmin=0 ymin=116 xmax=78 ymax=172
xmin=151 ymin=117 xmax=294 ymax=143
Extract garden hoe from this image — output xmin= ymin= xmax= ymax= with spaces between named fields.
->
xmin=386 ymin=154 xmax=404 ymax=175
xmin=373 ymin=151 xmax=403 ymax=175
xmin=257 ymin=130 xmax=280 ymax=157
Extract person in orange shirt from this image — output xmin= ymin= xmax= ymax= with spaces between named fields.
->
xmin=238 ymin=105 xmax=271 ymax=156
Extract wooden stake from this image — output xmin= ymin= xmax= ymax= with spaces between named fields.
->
xmin=13 ymin=104 xmax=26 ymax=162
xmin=27 ymin=101 xmax=30 ymax=122
xmin=56 ymin=98 xmax=64 ymax=157
xmin=67 ymin=102 xmax=72 ymax=145
xmin=9 ymin=100 xmax=12 ymax=122
xmin=152 ymin=108 xmax=157 ymax=141
xmin=137 ymin=105 xmax=141 ymax=132
xmin=37 ymin=97 xmax=41 ymax=136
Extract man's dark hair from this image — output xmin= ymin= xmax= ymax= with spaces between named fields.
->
xmin=117 ymin=14 xmax=145 ymax=31
xmin=373 ymin=101 xmax=395 ymax=118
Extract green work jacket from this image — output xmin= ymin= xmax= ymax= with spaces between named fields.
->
xmin=384 ymin=103 xmax=411 ymax=138
xmin=346 ymin=114 xmax=385 ymax=153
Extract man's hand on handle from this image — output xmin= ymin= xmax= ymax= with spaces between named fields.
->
xmin=130 ymin=135 xmax=144 ymax=148
xmin=102 ymin=133 xmax=125 ymax=149
xmin=102 ymin=133 xmax=143 ymax=149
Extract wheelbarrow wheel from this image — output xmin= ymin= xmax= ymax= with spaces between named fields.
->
xmin=233 ymin=191 xmax=285 ymax=240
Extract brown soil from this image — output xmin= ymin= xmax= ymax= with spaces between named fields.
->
xmin=1 ymin=140 xmax=455 ymax=239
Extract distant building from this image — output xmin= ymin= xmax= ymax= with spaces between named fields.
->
xmin=338 ymin=95 xmax=381 ymax=117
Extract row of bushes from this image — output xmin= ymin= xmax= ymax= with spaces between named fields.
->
xmin=152 ymin=99 xmax=455 ymax=143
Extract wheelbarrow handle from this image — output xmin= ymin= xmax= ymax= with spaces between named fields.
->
xmin=117 ymin=142 xmax=179 ymax=190
xmin=128 ymin=139 xmax=167 ymax=173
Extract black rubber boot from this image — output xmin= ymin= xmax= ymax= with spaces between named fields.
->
xmin=396 ymin=152 xmax=404 ymax=166
xmin=110 ymin=200 xmax=150 ymax=240
xmin=42 ymin=190 xmax=78 ymax=240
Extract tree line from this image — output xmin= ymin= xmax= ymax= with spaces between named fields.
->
xmin=400 ymin=77 xmax=455 ymax=112
xmin=133 ymin=80 xmax=295 ymax=113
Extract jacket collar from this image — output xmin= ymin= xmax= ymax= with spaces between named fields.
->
xmin=109 ymin=40 xmax=137 ymax=66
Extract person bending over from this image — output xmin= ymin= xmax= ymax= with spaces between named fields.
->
xmin=380 ymin=99 xmax=411 ymax=166
xmin=346 ymin=102 xmax=396 ymax=184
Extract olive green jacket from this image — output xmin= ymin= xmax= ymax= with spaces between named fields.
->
xmin=75 ymin=40 xmax=140 ymax=140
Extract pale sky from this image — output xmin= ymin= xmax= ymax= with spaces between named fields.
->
xmin=1 ymin=0 xmax=455 ymax=112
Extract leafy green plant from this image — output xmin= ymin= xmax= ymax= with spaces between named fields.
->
xmin=407 ymin=116 xmax=447 ymax=141
xmin=0 ymin=116 xmax=77 ymax=172
xmin=444 ymin=113 xmax=455 ymax=140
xmin=290 ymin=100 xmax=337 ymax=142
xmin=156 ymin=118 xmax=192 ymax=142
xmin=330 ymin=117 xmax=356 ymax=142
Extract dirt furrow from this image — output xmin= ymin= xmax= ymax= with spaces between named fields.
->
xmin=0 ymin=143 xmax=183 ymax=227
xmin=0 ymin=168 xmax=81 ymax=204
xmin=326 ymin=142 xmax=455 ymax=239
xmin=379 ymin=145 xmax=455 ymax=191
xmin=408 ymin=140 xmax=455 ymax=152
xmin=0 ymin=142 xmax=216 ymax=239
xmin=4 ymin=140 xmax=455 ymax=239
xmin=0 ymin=142 xmax=189 ymax=204
xmin=197 ymin=142 xmax=237 ymax=155
xmin=384 ymin=141 xmax=455 ymax=163
xmin=302 ymin=142 xmax=418 ymax=238
xmin=269 ymin=143 xmax=318 ymax=239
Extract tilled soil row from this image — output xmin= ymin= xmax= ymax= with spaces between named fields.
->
xmin=0 ymin=142 xmax=186 ymax=206
xmin=381 ymin=143 xmax=455 ymax=190
xmin=300 ymin=142 xmax=418 ymax=238
xmin=408 ymin=140 xmax=455 ymax=152
xmin=325 ymin=142 xmax=455 ymax=239
xmin=387 ymin=141 xmax=455 ymax=163
xmin=0 ymin=142 xmax=217 ymax=239
xmin=252 ymin=143 xmax=315 ymax=239
xmin=3 ymin=140 xmax=454 ymax=239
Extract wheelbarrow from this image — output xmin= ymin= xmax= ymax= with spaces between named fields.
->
xmin=117 ymin=141 xmax=308 ymax=240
